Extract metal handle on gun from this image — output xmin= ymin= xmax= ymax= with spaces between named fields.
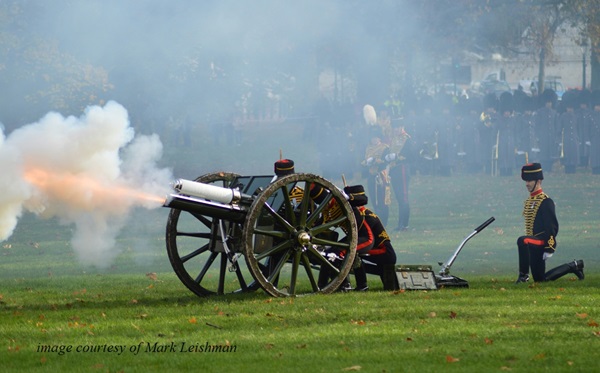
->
xmin=439 ymin=217 xmax=495 ymax=276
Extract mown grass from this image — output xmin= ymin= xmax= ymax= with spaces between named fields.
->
xmin=1 ymin=127 xmax=599 ymax=372
xmin=1 ymin=274 xmax=598 ymax=372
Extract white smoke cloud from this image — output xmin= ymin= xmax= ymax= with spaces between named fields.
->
xmin=0 ymin=101 xmax=172 ymax=268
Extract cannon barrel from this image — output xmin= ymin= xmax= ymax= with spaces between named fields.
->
xmin=163 ymin=178 xmax=255 ymax=223
xmin=172 ymin=178 xmax=254 ymax=205
xmin=163 ymin=193 xmax=247 ymax=223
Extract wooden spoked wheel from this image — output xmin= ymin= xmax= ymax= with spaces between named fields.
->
xmin=243 ymin=173 xmax=357 ymax=297
xmin=166 ymin=172 xmax=257 ymax=296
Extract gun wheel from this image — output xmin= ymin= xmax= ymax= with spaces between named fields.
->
xmin=243 ymin=173 xmax=357 ymax=297
xmin=166 ymin=172 xmax=257 ymax=296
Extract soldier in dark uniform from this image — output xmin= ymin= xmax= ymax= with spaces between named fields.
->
xmin=344 ymin=185 xmax=397 ymax=291
xmin=414 ymin=95 xmax=436 ymax=175
xmin=460 ymin=96 xmax=484 ymax=173
xmin=515 ymin=163 xmax=584 ymax=283
xmin=589 ymin=90 xmax=600 ymax=174
xmin=361 ymin=106 xmax=391 ymax=226
xmin=383 ymin=117 xmax=414 ymax=230
xmin=312 ymin=184 xmax=396 ymax=291
xmin=514 ymin=93 xmax=535 ymax=167
xmin=433 ymin=94 xmax=455 ymax=176
xmin=576 ymin=89 xmax=592 ymax=168
xmin=531 ymin=89 xmax=560 ymax=168
xmin=480 ymin=94 xmax=499 ymax=175
xmin=557 ymin=90 xmax=579 ymax=174
xmin=496 ymin=92 xmax=517 ymax=176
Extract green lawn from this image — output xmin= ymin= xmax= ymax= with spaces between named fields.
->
xmin=1 ymin=131 xmax=599 ymax=372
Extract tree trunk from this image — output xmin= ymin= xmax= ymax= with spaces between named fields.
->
xmin=591 ymin=48 xmax=600 ymax=91
xmin=537 ymin=47 xmax=546 ymax=94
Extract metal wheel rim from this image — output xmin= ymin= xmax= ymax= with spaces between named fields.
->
xmin=243 ymin=173 xmax=357 ymax=297
xmin=166 ymin=172 xmax=256 ymax=296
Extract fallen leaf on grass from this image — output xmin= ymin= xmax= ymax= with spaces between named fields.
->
xmin=146 ymin=272 xmax=158 ymax=281
xmin=342 ymin=366 xmax=361 ymax=371
xmin=576 ymin=313 xmax=588 ymax=319
xmin=8 ymin=345 xmax=21 ymax=352
xmin=188 ymin=317 xmax=197 ymax=324
xmin=449 ymin=311 xmax=457 ymax=319
xmin=73 ymin=288 xmax=87 ymax=296
xmin=484 ymin=338 xmax=494 ymax=345
xmin=588 ymin=320 xmax=599 ymax=327
xmin=446 ymin=355 xmax=459 ymax=363
xmin=350 ymin=319 xmax=365 ymax=325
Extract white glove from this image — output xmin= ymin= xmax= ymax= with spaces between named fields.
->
xmin=365 ymin=157 xmax=374 ymax=166
xmin=543 ymin=252 xmax=553 ymax=261
xmin=384 ymin=153 xmax=397 ymax=162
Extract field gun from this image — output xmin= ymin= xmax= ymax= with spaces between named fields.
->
xmin=162 ymin=161 xmax=358 ymax=298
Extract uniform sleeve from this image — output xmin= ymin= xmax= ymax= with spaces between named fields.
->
xmin=354 ymin=208 xmax=374 ymax=254
xmin=538 ymin=198 xmax=559 ymax=251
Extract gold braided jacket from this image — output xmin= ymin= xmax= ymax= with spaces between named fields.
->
xmin=522 ymin=192 xmax=548 ymax=236
xmin=522 ymin=191 xmax=557 ymax=251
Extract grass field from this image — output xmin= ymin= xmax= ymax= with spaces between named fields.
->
xmin=1 ymin=128 xmax=599 ymax=372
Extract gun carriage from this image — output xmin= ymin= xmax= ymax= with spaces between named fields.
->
xmin=163 ymin=165 xmax=358 ymax=298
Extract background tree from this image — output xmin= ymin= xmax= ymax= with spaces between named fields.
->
xmin=564 ymin=0 xmax=600 ymax=90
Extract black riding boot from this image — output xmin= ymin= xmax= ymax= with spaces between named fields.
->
xmin=353 ymin=265 xmax=369 ymax=291
xmin=544 ymin=260 xmax=585 ymax=281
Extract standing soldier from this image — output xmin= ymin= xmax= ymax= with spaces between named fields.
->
xmin=480 ymin=93 xmax=499 ymax=175
xmin=433 ymin=94 xmax=455 ymax=176
xmin=514 ymin=94 xmax=535 ymax=167
xmin=557 ymin=90 xmax=579 ymax=174
xmin=496 ymin=92 xmax=517 ymax=176
xmin=384 ymin=116 xmax=414 ymax=231
xmin=414 ymin=95 xmax=436 ymax=175
xmin=589 ymin=90 xmax=600 ymax=175
xmin=576 ymin=89 xmax=592 ymax=169
xmin=531 ymin=89 xmax=559 ymax=169
xmin=460 ymin=96 xmax=484 ymax=173
xmin=361 ymin=105 xmax=391 ymax=226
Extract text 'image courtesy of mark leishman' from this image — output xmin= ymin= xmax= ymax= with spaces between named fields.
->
xmin=37 ymin=341 xmax=238 ymax=356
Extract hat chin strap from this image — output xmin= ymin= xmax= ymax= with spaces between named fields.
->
xmin=529 ymin=180 xmax=539 ymax=193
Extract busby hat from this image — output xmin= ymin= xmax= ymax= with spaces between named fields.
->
xmin=499 ymin=91 xmax=513 ymax=113
xmin=540 ymin=88 xmax=557 ymax=106
xmin=521 ymin=163 xmax=544 ymax=181
xmin=483 ymin=93 xmax=499 ymax=111
xmin=591 ymin=89 xmax=600 ymax=107
xmin=343 ymin=185 xmax=368 ymax=207
xmin=309 ymin=183 xmax=328 ymax=204
xmin=274 ymin=159 xmax=295 ymax=176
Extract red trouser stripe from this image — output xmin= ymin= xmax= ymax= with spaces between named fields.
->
xmin=524 ymin=237 xmax=545 ymax=246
